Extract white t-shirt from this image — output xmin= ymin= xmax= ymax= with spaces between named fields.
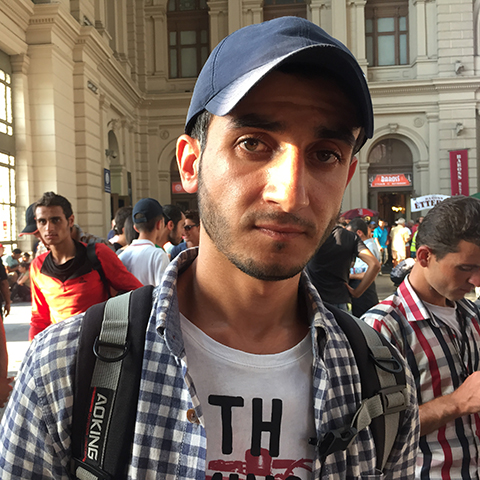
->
xmin=118 ymin=239 xmax=169 ymax=286
xmin=180 ymin=314 xmax=316 ymax=480
xmin=424 ymin=301 xmax=460 ymax=337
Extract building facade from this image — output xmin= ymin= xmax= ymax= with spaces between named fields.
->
xmin=0 ymin=0 xmax=479 ymax=249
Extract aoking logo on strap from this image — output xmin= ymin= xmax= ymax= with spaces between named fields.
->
xmin=83 ymin=387 xmax=114 ymax=465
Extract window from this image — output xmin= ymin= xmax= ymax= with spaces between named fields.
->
xmin=167 ymin=0 xmax=209 ymax=78
xmin=366 ymin=1 xmax=408 ymax=66
xmin=0 ymin=152 xmax=16 ymax=246
xmin=0 ymin=51 xmax=15 ymax=248
xmin=263 ymin=0 xmax=306 ymax=22
xmin=0 ymin=69 xmax=13 ymax=137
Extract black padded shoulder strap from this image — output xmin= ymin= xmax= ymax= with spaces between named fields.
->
xmin=71 ymin=285 xmax=154 ymax=480
xmin=317 ymin=304 xmax=407 ymax=471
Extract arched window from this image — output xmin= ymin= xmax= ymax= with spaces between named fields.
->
xmin=167 ymin=0 xmax=209 ymax=78
xmin=366 ymin=0 xmax=408 ymax=66
xmin=0 ymin=50 xmax=15 ymax=249
xmin=263 ymin=0 xmax=306 ymax=22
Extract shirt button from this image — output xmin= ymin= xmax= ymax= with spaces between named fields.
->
xmin=186 ymin=408 xmax=199 ymax=424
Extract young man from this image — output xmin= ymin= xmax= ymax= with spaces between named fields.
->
xmin=362 ymin=196 xmax=480 ymax=479
xmin=162 ymin=204 xmax=186 ymax=249
xmin=390 ymin=218 xmax=410 ymax=267
xmin=4 ymin=248 xmax=22 ymax=285
xmin=28 ymin=192 xmax=142 ymax=339
xmin=346 ymin=218 xmax=381 ymax=317
xmin=169 ymin=209 xmax=200 ymax=260
xmin=373 ymin=219 xmax=389 ymax=266
xmin=110 ymin=206 xmax=133 ymax=251
xmin=118 ymin=198 xmax=170 ymax=286
xmin=0 ymin=18 xmax=418 ymax=479
xmin=307 ymin=221 xmax=380 ymax=312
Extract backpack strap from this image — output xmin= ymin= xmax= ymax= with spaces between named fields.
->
xmin=86 ymin=242 xmax=108 ymax=294
xmin=71 ymin=285 xmax=154 ymax=480
xmin=315 ymin=305 xmax=407 ymax=471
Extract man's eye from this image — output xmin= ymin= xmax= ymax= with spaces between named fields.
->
xmin=239 ymin=138 xmax=264 ymax=152
xmin=314 ymin=150 xmax=341 ymax=164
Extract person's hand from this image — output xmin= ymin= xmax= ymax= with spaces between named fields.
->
xmin=451 ymin=371 xmax=480 ymax=416
xmin=3 ymin=301 xmax=10 ymax=317
xmin=0 ymin=376 xmax=14 ymax=407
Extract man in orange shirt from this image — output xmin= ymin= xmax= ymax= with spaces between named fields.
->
xmin=29 ymin=192 xmax=142 ymax=339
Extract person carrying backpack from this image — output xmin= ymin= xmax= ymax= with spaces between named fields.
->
xmin=0 ymin=17 xmax=419 ymax=480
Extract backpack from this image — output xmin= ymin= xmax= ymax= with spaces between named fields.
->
xmin=70 ymin=287 xmax=407 ymax=480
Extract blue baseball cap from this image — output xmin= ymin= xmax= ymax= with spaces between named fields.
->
xmin=132 ymin=198 xmax=163 ymax=224
xmin=185 ymin=16 xmax=373 ymax=148
xmin=19 ymin=203 xmax=38 ymax=236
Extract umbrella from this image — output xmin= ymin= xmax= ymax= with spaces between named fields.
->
xmin=341 ymin=208 xmax=378 ymax=220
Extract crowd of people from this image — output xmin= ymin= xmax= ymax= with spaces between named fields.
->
xmin=0 ymin=15 xmax=479 ymax=480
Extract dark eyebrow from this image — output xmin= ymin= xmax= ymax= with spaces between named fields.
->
xmin=36 ymin=216 xmax=61 ymax=221
xmin=230 ymin=114 xmax=285 ymax=132
xmin=229 ymin=114 xmax=357 ymax=148
xmin=315 ymin=126 xmax=357 ymax=149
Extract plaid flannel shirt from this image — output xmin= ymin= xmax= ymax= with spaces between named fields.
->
xmin=0 ymin=248 xmax=419 ymax=479
xmin=362 ymin=276 xmax=480 ymax=479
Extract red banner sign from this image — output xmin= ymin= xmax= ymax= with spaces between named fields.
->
xmin=369 ymin=173 xmax=412 ymax=188
xmin=449 ymin=149 xmax=469 ymax=196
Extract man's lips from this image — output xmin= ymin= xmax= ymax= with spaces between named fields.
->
xmin=255 ymin=224 xmax=306 ymax=239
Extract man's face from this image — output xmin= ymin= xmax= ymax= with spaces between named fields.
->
xmin=169 ymin=213 xmax=186 ymax=246
xmin=424 ymin=240 xmax=480 ymax=302
xmin=183 ymin=219 xmax=200 ymax=246
xmin=13 ymin=252 xmax=21 ymax=260
xmin=185 ymin=72 xmax=360 ymax=281
xmin=378 ymin=220 xmax=385 ymax=229
xmin=35 ymin=205 xmax=74 ymax=248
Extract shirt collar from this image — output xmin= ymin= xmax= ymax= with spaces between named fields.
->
xmin=397 ymin=275 xmax=478 ymax=324
xmin=151 ymin=247 xmax=334 ymax=356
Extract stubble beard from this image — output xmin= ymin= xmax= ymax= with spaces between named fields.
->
xmin=197 ymin=163 xmax=338 ymax=282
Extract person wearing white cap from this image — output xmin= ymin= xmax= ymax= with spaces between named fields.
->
xmin=0 ymin=17 xmax=418 ymax=479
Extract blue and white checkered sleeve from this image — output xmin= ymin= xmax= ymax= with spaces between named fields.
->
xmin=0 ymin=316 xmax=82 ymax=479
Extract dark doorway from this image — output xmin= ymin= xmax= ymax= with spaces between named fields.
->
xmin=377 ymin=192 xmax=407 ymax=226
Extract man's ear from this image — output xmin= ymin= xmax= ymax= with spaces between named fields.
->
xmin=176 ymin=134 xmax=201 ymax=193
xmin=416 ymin=245 xmax=432 ymax=267
xmin=68 ymin=215 xmax=75 ymax=228
xmin=133 ymin=225 xmax=140 ymax=234
xmin=346 ymin=156 xmax=358 ymax=186
xmin=167 ymin=220 xmax=174 ymax=231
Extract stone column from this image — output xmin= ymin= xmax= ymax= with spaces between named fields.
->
xmin=152 ymin=13 xmax=167 ymax=75
xmin=413 ymin=0 xmax=428 ymax=60
xmin=350 ymin=0 xmax=367 ymax=71
xmin=10 ymin=54 xmax=33 ymax=246
xmin=243 ymin=0 xmax=263 ymax=26
xmin=228 ymin=0 xmax=243 ymax=33
xmin=331 ymin=0 xmax=347 ymax=44
xmin=427 ymin=112 xmax=439 ymax=193
xmin=208 ymin=0 xmax=229 ymax=47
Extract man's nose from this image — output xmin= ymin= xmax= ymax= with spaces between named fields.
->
xmin=262 ymin=146 xmax=309 ymax=212
xmin=469 ymin=270 xmax=480 ymax=288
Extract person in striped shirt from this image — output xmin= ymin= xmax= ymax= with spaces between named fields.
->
xmin=363 ymin=195 xmax=480 ymax=480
